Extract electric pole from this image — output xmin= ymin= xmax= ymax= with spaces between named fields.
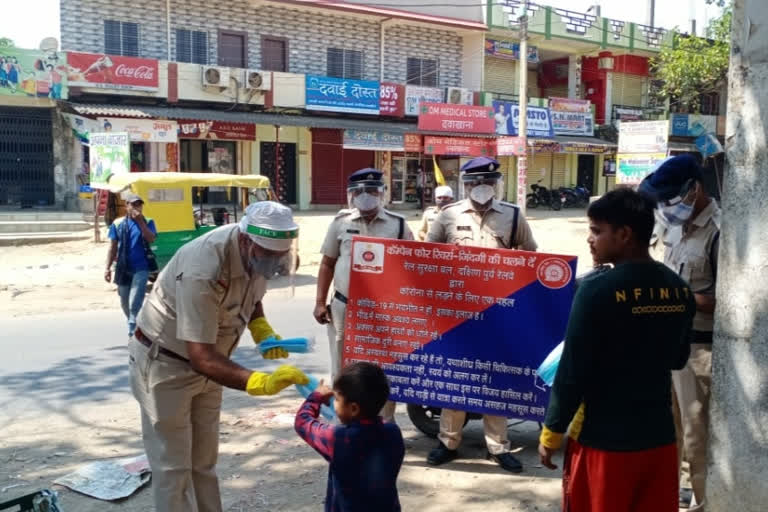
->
xmin=516 ymin=0 xmax=529 ymax=213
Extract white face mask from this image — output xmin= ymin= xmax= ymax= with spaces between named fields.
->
xmin=353 ymin=193 xmax=380 ymax=212
xmin=469 ymin=184 xmax=496 ymax=205
xmin=660 ymin=202 xmax=694 ymax=225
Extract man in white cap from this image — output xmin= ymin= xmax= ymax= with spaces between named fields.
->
xmin=130 ymin=201 xmax=309 ymax=512
xmin=417 ymin=185 xmax=454 ymax=241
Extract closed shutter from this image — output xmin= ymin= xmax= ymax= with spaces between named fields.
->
xmin=528 ymin=152 xmax=552 ymax=191
xmin=551 ymin=154 xmax=567 ymax=188
xmin=484 ymin=57 xmax=539 ymax=98
xmin=311 ymin=129 xmax=373 ymax=205
xmin=485 ymin=57 xmax=517 ymax=96
xmin=611 ymin=73 xmax=648 ymax=107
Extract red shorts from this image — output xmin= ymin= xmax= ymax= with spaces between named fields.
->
xmin=562 ymin=439 xmax=678 ymax=512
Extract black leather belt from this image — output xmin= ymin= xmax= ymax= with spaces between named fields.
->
xmin=135 ymin=329 xmax=190 ymax=363
xmin=333 ymin=291 xmax=348 ymax=304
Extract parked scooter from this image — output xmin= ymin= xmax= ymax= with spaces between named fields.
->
xmin=526 ymin=180 xmax=562 ymax=211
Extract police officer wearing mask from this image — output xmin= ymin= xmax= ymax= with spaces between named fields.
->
xmin=314 ymin=168 xmax=414 ymax=422
xmin=639 ymin=155 xmax=720 ymax=511
xmin=426 ymin=156 xmax=538 ymax=472
xmin=417 ymin=185 xmax=454 ymax=241
xmin=131 ymin=201 xmax=309 ymax=512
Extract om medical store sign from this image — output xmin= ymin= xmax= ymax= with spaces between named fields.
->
xmin=67 ymin=52 xmax=159 ymax=91
xmin=418 ymin=103 xmax=495 ymax=134
xmin=344 ymin=237 xmax=576 ymax=421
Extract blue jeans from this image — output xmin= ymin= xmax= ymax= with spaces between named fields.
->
xmin=118 ymin=270 xmax=150 ymax=337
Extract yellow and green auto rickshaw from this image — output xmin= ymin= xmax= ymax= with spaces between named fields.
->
xmin=104 ymin=172 xmax=273 ymax=269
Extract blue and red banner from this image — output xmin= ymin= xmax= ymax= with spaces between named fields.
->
xmin=344 ymin=237 xmax=577 ymax=422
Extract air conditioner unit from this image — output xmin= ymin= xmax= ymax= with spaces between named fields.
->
xmin=202 ymin=66 xmax=231 ymax=87
xmin=446 ymin=87 xmax=472 ymax=105
xmin=244 ymin=70 xmax=272 ymax=91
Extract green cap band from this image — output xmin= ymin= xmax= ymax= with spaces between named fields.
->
xmin=246 ymin=225 xmax=298 ymax=239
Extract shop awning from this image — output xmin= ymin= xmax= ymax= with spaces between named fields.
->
xmin=529 ymin=135 xmax=617 ymax=154
xmin=66 ymin=103 xmax=418 ymax=133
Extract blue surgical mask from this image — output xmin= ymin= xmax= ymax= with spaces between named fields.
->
xmin=660 ymin=202 xmax=694 ymax=225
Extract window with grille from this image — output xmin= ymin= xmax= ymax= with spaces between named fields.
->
xmin=406 ymin=57 xmax=438 ymax=87
xmin=176 ymin=29 xmax=208 ymax=65
xmin=327 ymin=48 xmax=363 ymax=79
xmin=104 ymin=20 xmax=139 ymax=57
xmin=261 ymin=37 xmax=288 ymax=72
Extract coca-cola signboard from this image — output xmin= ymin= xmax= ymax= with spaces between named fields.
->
xmin=67 ymin=52 xmax=159 ymax=91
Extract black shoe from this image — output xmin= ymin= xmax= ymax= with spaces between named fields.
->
xmin=427 ymin=443 xmax=459 ymax=466
xmin=487 ymin=451 xmax=523 ymax=473
xmin=679 ymin=488 xmax=693 ymax=509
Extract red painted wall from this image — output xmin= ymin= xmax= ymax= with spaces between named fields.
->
xmin=580 ymin=52 xmax=650 ymax=124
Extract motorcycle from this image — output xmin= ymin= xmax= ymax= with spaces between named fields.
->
xmin=526 ymin=180 xmax=562 ymax=211
xmin=571 ymin=185 xmax=591 ymax=207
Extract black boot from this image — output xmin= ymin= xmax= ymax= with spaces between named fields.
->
xmin=487 ymin=451 xmax=523 ymax=473
xmin=427 ymin=442 xmax=459 ymax=466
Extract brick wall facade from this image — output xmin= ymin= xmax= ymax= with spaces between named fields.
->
xmin=60 ymin=0 xmax=464 ymax=86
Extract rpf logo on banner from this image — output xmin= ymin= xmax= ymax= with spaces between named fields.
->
xmin=352 ymin=242 xmax=385 ymax=274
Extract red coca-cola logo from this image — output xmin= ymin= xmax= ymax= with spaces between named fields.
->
xmin=115 ymin=64 xmax=155 ymax=81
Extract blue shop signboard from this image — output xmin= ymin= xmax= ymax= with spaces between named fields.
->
xmin=306 ymin=75 xmax=380 ymax=115
xmin=343 ymin=130 xmax=405 ymax=151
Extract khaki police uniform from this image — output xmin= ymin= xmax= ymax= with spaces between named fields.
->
xmin=663 ymin=199 xmax=720 ymax=512
xmin=130 ymin=224 xmax=266 ymax=512
xmin=427 ymin=198 xmax=537 ymax=454
xmin=320 ymin=207 xmax=414 ymax=421
xmin=417 ymin=205 xmax=440 ymax=241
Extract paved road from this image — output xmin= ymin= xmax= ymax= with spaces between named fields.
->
xmin=0 ymin=295 xmax=330 ymax=419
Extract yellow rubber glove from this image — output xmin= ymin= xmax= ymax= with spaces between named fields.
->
xmin=249 ymin=317 xmax=289 ymax=360
xmin=263 ymin=347 xmax=289 ymax=360
xmin=246 ymin=365 xmax=309 ymax=396
xmin=249 ymin=317 xmax=281 ymax=343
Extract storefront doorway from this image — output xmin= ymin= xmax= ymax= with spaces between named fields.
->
xmin=180 ymin=139 xmax=237 ymax=204
xmin=0 ymin=107 xmax=54 ymax=207
xmin=577 ymin=154 xmax=596 ymax=194
xmin=260 ymin=142 xmax=297 ymax=205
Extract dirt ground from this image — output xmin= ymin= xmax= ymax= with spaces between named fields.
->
xmin=0 ymin=208 xmax=595 ymax=511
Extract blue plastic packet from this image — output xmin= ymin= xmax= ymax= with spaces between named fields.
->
xmin=536 ymin=341 xmax=564 ymax=387
xmin=259 ymin=336 xmax=315 ymax=355
xmin=295 ymin=374 xmax=336 ymax=420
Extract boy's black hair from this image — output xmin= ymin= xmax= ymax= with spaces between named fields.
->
xmin=333 ymin=362 xmax=390 ymax=419
xmin=587 ymin=187 xmax=656 ymax=246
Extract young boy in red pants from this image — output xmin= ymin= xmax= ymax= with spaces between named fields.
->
xmin=295 ymin=362 xmax=405 ymax=512
xmin=538 ymin=189 xmax=695 ymax=512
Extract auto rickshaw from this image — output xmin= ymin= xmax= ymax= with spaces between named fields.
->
xmin=104 ymin=172 xmax=273 ymax=269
